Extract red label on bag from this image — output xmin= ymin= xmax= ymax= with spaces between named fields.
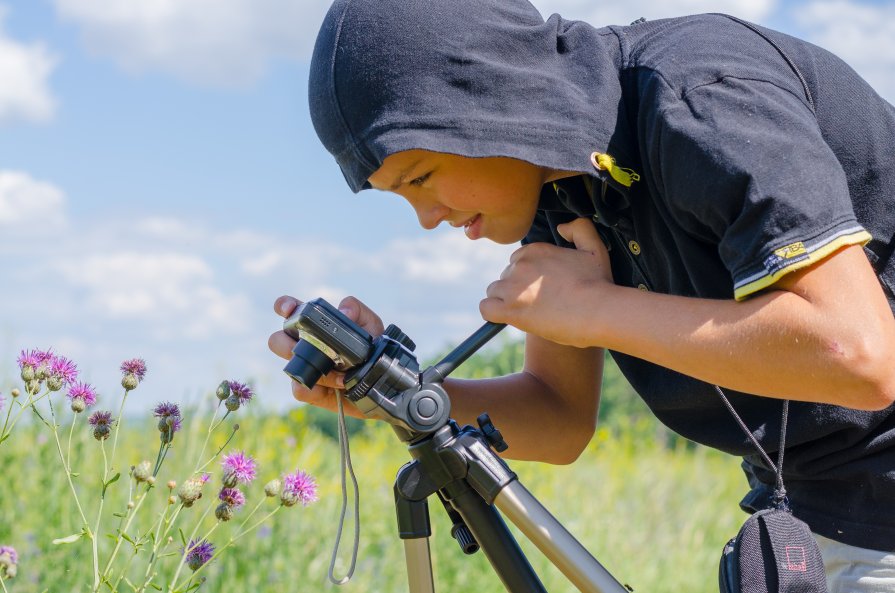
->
xmin=785 ymin=546 xmax=807 ymax=571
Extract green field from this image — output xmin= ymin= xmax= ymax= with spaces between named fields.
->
xmin=0 ymin=347 xmax=749 ymax=593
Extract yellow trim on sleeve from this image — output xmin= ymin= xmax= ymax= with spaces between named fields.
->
xmin=733 ymin=230 xmax=872 ymax=301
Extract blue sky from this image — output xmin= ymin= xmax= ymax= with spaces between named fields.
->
xmin=1 ymin=0 xmax=893 ymax=413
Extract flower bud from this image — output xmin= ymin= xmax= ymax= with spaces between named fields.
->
xmin=168 ymin=495 xmax=177 ymax=505
xmin=214 ymin=503 xmax=234 ymax=522
xmin=133 ymin=461 xmax=152 ymax=483
xmin=1 ymin=563 xmax=16 ymax=579
xmin=70 ymin=398 xmax=87 ymax=413
xmin=167 ymin=480 xmax=177 ymax=490
xmin=93 ymin=425 xmax=111 ymax=441
xmin=264 ymin=479 xmax=282 ymax=498
xmin=127 ymin=501 xmax=135 ymax=510
xmin=224 ymin=395 xmax=240 ymax=412
xmin=36 ymin=366 xmax=49 ymax=381
xmin=122 ymin=373 xmax=139 ymax=391
xmin=147 ymin=476 xmax=156 ymax=486
xmin=27 ymin=379 xmax=41 ymax=393
xmin=157 ymin=418 xmax=169 ymax=432
xmin=10 ymin=388 xmax=20 ymax=398
xmin=20 ymin=366 xmax=35 ymax=382
xmin=177 ymin=478 xmax=205 ymax=507
xmin=47 ymin=376 xmax=64 ymax=392
xmin=160 ymin=430 xmax=173 ymax=445
xmin=216 ymin=380 xmax=230 ymax=401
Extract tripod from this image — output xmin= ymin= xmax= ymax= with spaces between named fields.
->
xmin=281 ymin=299 xmax=632 ymax=592
xmin=382 ymin=323 xmax=632 ymax=593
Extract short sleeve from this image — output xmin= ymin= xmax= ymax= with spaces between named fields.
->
xmin=656 ymin=77 xmax=871 ymax=300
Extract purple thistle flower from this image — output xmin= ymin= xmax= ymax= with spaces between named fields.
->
xmin=218 ymin=487 xmax=246 ymax=509
xmin=0 ymin=545 xmax=17 ymax=564
xmin=282 ymin=469 xmax=319 ymax=507
xmin=49 ymin=355 xmax=79 ymax=386
xmin=183 ymin=538 xmax=215 ymax=572
xmin=120 ymin=358 xmax=147 ymax=382
xmin=227 ymin=380 xmax=254 ymax=405
xmin=153 ymin=401 xmax=181 ymax=419
xmin=66 ymin=382 xmax=97 ymax=407
xmin=200 ymin=473 xmax=211 ymax=483
xmin=17 ymin=348 xmax=52 ymax=370
xmin=221 ymin=450 xmax=257 ymax=485
xmin=88 ymin=410 xmax=113 ymax=427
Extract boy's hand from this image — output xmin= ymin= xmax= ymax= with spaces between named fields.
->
xmin=268 ymin=295 xmax=385 ymax=418
xmin=480 ymin=218 xmax=614 ymax=347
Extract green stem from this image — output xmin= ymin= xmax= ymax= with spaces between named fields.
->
xmin=110 ymin=388 xmax=131 ymax=472
xmin=191 ymin=403 xmax=222 ymax=475
xmin=91 ymin=439 xmax=110 ymax=592
xmin=0 ymin=573 xmax=9 ymax=593
xmin=67 ymin=412 xmax=78 ymax=471
xmin=2 ymin=387 xmax=50 ymax=442
xmin=135 ymin=501 xmax=181 ymax=593
xmin=47 ymin=396 xmax=90 ymax=527
xmin=192 ymin=426 xmax=239 ymax=476
xmin=99 ymin=483 xmax=153 ymax=585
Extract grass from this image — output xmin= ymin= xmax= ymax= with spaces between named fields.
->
xmin=0 ymin=402 xmax=748 ymax=593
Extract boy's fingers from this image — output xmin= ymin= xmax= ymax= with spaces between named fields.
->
xmin=338 ymin=295 xmax=384 ymax=335
xmin=274 ymin=295 xmax=301 ymax=318
xmin=268 ymin=330 xmax=296 ymax=360
xmin=557 ymin=218 xmax=603 ymax=253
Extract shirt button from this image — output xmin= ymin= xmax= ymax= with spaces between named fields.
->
xmin=637 ymin=283 xmax=649 ymax=291
xmin=628 ymin=240 xmax=641 ymax=255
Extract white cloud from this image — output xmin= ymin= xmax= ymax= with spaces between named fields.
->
xmin=531 ymin=0 xmax=777 ymax=27
xmin=54 ymin=0 xmax=332 ymax=87
xmin=56 ymin=251 xmax=252 ymax=339
xmin=795 ymin=1 xmax=895 ymax=102
xmin=381 ymin=232 xmax=515 ymax=285
xmin=0 ymin=170 xmax=66 ymax=227
xmin=0 ymin=7 xmax=57 ymax=123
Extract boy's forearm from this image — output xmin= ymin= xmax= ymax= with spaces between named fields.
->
xmin=591 ymin=274 xmax=895 ymax=410
xmin=443 ymin=373 xmax=597 ymax=464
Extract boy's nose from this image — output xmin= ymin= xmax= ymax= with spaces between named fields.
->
xmin=414 ymin=202 xmax=451 ymax=230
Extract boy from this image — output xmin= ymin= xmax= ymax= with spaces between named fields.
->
xmin=268 ymin=0 xmax=895 ymax=588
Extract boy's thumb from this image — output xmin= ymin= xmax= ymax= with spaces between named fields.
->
xmin=557 ymin=218 xmax=603 ymax=252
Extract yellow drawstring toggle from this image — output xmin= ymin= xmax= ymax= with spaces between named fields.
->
xmin=591 ymin=152 xmax=640 ymax=187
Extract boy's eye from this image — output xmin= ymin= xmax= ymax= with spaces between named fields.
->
xmin=408 ymin=172 xmax=431 ymax=187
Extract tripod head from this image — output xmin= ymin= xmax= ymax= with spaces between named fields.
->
xmin=283 ymin=297 xmax=505 ymax=441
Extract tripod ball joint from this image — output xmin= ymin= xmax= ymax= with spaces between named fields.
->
xmin=407 ymin=384 xmax=451 ymax=429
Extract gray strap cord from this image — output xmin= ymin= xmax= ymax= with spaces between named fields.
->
xmin=328 ymin=390 xmax=361 ymax=585
xmin=713 ymin=385 xmax=790 ymax=509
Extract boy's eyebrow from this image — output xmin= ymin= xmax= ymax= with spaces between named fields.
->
xmin=387 ymin=159 xmax=423 ymax=191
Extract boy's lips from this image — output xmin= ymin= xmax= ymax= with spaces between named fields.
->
xmin=462 ymin=213 xmax=482 ymax=239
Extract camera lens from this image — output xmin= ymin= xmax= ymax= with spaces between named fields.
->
xmin=284 ymin=340 xmax=335 ymax=389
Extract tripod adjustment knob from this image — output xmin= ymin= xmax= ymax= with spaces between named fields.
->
xmin=476 ymin=413 xmax=508 ymax=452
xmin=384 ymin=324 xmax=416 ymax=352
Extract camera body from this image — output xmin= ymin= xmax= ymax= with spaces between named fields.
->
xmin=283 ymin=298 xmax=447 ymax=439
xmin=282 ymin=299 xmax=374 ymax=388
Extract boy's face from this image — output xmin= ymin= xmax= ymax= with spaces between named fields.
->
xmin=367 ymin=149 xmax=551 ymax=244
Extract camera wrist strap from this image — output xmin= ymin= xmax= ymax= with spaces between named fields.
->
xmin=328 ymin=390 xmax=360 ymax=585
xmin=713 ymin=385 xmax=790 ymax=509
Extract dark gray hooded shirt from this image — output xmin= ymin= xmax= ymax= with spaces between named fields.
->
xmin=309 ymin=0 xmax=895 ymax=551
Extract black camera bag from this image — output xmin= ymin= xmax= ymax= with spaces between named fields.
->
xmin=719 ymin=507 xmax=828 ymax=593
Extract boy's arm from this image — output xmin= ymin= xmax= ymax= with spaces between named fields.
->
xmin=480 ymin=219 xmax=895 ymax=411
xmin=269 ymin=295 xmax=603 ymax=464
xmin=445 ymin=333 xmax=603 ymax=465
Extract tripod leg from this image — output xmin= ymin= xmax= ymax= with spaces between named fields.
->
xmin=445 ymin=480 xmax=547 ymax=593
xmin=495 ymin=481 xmax=630 ymax=593
xmin=396 ymin=487 xmax=436 ymax=593
xmin=404 ymin=538 xmax=436 ymax=593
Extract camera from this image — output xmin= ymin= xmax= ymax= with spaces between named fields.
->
xmin=282 ymin=298 xmax=375 ymax=389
